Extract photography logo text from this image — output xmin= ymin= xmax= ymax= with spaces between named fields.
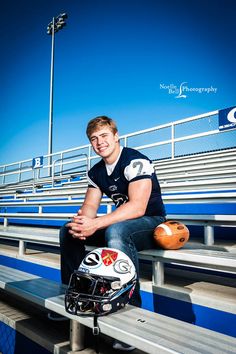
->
xmin=160 ymin=82 xmax=217 ymax=98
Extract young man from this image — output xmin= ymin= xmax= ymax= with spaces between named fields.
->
xmin=59 ymin=116 xmax=166 ymax=349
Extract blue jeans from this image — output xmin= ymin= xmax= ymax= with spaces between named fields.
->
xmin=60 ymin=215 xmax=165 ymax=307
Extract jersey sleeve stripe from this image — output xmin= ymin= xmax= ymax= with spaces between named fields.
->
xmin=87 ymin=175 xmax=99 ymax=189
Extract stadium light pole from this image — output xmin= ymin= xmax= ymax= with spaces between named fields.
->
xmin=47 ymin=13 xmax=68 ymax=176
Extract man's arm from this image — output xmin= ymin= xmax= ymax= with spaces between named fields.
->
xmin=69 ymin=178 xmax=152 ymax=239
xmin=79 ymin=187 xmax=102 ymax=218
xmin=66 ymin=187 xmax=102 ymax=239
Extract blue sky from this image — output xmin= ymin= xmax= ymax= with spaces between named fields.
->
xmin=0 ymin=0 xmax=235 ymax=165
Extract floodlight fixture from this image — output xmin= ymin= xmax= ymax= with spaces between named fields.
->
xmin=47 ymin=12 xmax=68 ymax=35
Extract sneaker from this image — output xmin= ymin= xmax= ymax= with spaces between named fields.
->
xmin=113 ymin=340 xmax=135 ymax=351
xmin=47 ymin=311 xmax=69 ymax=321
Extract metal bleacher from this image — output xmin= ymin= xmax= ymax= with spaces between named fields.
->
xmin=0 ymin=109 xmax=236 ymax=350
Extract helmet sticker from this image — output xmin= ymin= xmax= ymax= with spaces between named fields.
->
xmin=101 ymin=249 xmax=118 ymax=266
xmin=79 ymin=266 xmax=90 ymax=273
xmin=114 ymin=259 xmax=132 ymax=274
xmin=83 ymin=251 xmax=101 ymax=268
xmin=128 ymin=286 xmax=135 ymax=299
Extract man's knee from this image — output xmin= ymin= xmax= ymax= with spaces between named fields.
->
xmin=105 ymin=222 xmax=129 ymax=248
xmin=105 ymin=222 xmax=126 ymax=238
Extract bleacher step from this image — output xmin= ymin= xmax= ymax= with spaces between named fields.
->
xmin=0 ymin=292 xmax=70 ymax=354
xmin=140 ymin=271 xmax=236 ymax=315
xmin=0 ymin=292 xmax=145 ymax=354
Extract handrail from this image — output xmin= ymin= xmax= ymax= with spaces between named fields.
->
xmin=51 ymin=153 xmax=88 ymax=187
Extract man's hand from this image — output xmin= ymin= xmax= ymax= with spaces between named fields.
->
xmin=66 ymin=188 xmax=102 ymax=240
xmin=67 ymin=213 xmax=99 ymax=240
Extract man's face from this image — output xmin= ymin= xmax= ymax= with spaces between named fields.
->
xmin=89 ymin=127 xmax=119 ymax=160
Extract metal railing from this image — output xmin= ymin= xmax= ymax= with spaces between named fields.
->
xmin=50 ymin=153 xmax=88 ymax=187
xmin=0 ymin=109 xmax=235 ymax=187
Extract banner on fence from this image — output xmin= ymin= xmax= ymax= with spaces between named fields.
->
xmin=218 ymin=106 xmax=236 ymax=131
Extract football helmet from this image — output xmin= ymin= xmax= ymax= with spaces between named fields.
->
xmin=65 ymin=247 xmax=136 ymax=316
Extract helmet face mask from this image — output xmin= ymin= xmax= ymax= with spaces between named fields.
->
xmin=65 ymin=248 xmax=137 ymax=316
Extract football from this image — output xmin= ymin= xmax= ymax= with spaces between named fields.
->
xmin=154 ymin=220 xmax=189 ymax=250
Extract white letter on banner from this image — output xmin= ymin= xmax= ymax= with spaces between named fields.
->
xmin=227 ymin=107 xmax=236 ymax=123
xmin=32 ymin=156 xmax=43 ymax=169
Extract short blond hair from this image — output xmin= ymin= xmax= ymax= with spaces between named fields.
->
xmin=86 ymin=116 xmax=118 ymax=139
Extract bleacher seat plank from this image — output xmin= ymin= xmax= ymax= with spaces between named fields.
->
xmin=46 ymin=292 xmax=236 ymax=354
xmin=0 ymin=225 xmax=59 ymax=245
xmin=138 ymin=248 xmax=236 ymax=286
xmin=166 ymin=214 xmax=236 ymax=223
xmin=139 ymin=248 xmax=236 ymax=270
xmin=0 ymin=265 xmax=65 ymax=306
xmin=1 ymin=213 xmax=236 ymax=247
xmin=0 ymin=265 xmax=39 ymax=288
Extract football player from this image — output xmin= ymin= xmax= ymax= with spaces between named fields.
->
xmin=59 ymin=116 xmax=166 ymax=350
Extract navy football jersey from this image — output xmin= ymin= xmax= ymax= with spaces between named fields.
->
xmin=87 ymin=147 xmax=166 ymax=216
